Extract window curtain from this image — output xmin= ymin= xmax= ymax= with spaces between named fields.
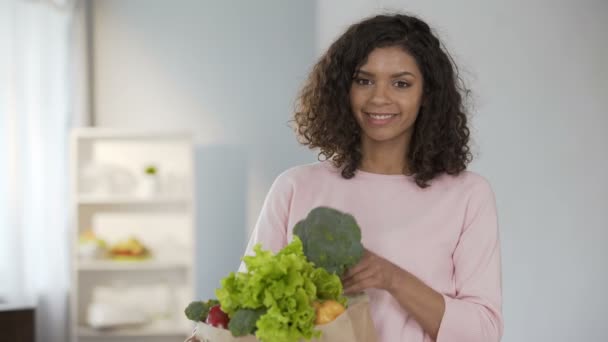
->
xmin=0 ymin=0 xmax=90 ymax=341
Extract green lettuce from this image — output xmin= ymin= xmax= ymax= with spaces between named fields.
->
xmin=215 ymin=236 xmax=344 ymax=342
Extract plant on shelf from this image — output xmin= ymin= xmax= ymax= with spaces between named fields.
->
xmin=139 ymin=164 xmax=160 ymax=197
xmin=145 ymin=165 xmax=157 ymax=175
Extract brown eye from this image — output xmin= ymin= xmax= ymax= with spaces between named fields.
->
xmin=394 ymin=80 xmax=410 ymax=88
xmin=354 ymin=78 xmax=373 ymax=86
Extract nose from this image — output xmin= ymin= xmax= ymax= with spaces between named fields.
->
xmin=369 ymin=83 xmax=392 ymax=106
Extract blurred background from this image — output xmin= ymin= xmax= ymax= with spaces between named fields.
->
xmin=0 ymin=0 xmax=606 ymax=341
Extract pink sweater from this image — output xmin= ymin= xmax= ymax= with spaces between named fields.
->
xmin=242 ymin=161 xmax=503 ymax=342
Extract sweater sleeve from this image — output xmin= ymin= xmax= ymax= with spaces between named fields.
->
xmin=436 ymin=179 xmax=504 ymax=342
xmin=238 ymin=171 xmax=292 ymax=272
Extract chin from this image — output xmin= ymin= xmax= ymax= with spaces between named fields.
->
xmin=362 ymin=132 xmax=400 ymax=143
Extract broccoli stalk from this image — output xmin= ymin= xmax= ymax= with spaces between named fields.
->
xmin=293 ymin=207 xmax=364 ymax=276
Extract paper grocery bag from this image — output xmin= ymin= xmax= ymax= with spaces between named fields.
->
xmin=192 ymin=294 xmax=377 ymax=342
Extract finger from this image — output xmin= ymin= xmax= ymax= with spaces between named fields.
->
xmin=342 ymin=263 xmax=369 ymax=283
xmin=343 ymin=252 xmax=374 ymax=279
xmin=342 ymin=267 xmax=377 ymax=290
xmin=344 ymin=273 xmax=377 ymax=294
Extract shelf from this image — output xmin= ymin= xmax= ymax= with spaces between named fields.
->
xmin=78 ymin=325 xmax=189 ymax=338
xmin=77 ymin=195 xmax=189 ymax=205
xmin=72 ymin=128 xmax=192 ymax=141
xmin=78 ymin=259 xmax=190 ymax=271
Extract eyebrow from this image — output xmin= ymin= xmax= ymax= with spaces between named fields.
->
xmin=356 ymin=70 xmax=416 ymax=78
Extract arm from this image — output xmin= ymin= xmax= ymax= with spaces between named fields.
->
xmin=434 ymin=181 xmax=503 ymax=342
xmin=387 ymin=267 xmax=445 ymax=340
xmin=238 ymin=172 xmax=293 ymax=272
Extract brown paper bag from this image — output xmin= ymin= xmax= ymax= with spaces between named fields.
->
xmin=193 ymin=294 xmax=377 ymax=342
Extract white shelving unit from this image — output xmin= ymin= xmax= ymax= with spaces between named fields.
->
xmin=77 ymin=195 xmax=190 ymax=205
xmin=78 ymin=260 xmax=190 ymax=272
xmin=70 ymin=129 xmax=196 ymax=342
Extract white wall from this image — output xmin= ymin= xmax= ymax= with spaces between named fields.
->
xmin=318 ymin=1 xmax=608 ymax=341
xmin=91 ymin=0 xmax=317 ymax=299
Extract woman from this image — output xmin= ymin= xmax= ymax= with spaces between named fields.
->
xmin=187 ymin=13 xmax=503 ymax=342
xmin=243 ymin=13 xmax=503 ymax=342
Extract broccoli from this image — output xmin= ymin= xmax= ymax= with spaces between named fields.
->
xmin=228 ymin=307 xmax=267 ymax=336
xmin=184 ymin=299 xmax=220 ymax=322
xmin=293 ymin=206 xmax=364 ymax=276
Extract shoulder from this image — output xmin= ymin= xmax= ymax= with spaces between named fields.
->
xmin=273 ymin=161 xmax=338 ymax=187
xmin=434 ymin=170 xmax=496 ymax=201
xmin=429 ymin=171 xmax=500 ymax=232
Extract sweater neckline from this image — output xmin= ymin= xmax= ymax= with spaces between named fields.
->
xmin=321 ymin=161 xmax=414 ymax=181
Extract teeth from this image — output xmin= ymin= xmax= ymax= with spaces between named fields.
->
xmin=369 ymin=114 xmax=394 ymax=119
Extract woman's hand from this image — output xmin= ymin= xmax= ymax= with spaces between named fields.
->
xmin=343 ymin=248 xmax=446 ymax=340
xmin=342 ymin=249 xmax=402 ymax=294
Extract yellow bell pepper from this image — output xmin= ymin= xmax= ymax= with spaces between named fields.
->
xmin=314 ymin=300 xmax=345 ymax=325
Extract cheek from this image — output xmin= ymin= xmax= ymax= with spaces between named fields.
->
xmin=349 ymin=89 xmax=366 ymax=111
xmin=399 ymin=96 xmax=423 ymax=116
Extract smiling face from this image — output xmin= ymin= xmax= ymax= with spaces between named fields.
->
xmin=350 ymin=46 xmax=424 ymax=151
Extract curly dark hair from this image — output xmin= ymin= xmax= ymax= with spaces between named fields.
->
xmin=293 ymin=13 xmax=473 ymax=188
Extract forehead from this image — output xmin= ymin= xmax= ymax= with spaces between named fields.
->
xmin=359 ymin=46 xmax=420 ymax=75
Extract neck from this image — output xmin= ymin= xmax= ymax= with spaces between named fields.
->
xmin=359 ymin=136 xmax=411 ymax=175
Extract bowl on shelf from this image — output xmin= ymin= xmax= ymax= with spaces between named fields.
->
xmin=107 ymin=237 xmax=152 ymax=261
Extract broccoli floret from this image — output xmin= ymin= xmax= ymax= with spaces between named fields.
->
xmin=293 ymin=207 xmax=364 ymax=276
xmin=184 ymin=299 xmax=220 ymax=322
xmin=228 ymin=307 xmax=267 ymax=336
